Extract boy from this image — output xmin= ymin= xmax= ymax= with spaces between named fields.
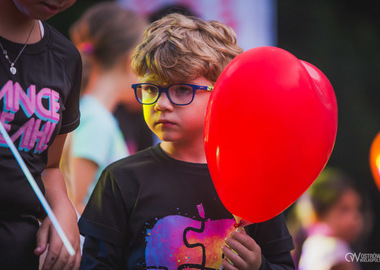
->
xmin=79 ymin=14 xmax=294 ymax=269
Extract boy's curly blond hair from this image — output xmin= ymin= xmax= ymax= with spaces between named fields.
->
xmin=132 ymin=13 xmax=242 ymax=84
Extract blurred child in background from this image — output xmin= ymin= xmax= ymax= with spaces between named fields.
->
xmin=69 ymin=2 xmax=147 ymax=214
xmin=295 ymin=168 xmax=364 ymax=270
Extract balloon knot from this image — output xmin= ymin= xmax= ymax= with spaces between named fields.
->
xmin=234 ymin=221 xmax=243 ymax=228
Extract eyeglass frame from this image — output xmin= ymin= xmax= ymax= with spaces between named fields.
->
xmin=131 ymin=83 xmax=214 ymax=106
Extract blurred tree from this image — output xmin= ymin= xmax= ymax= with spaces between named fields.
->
xmin=278 ymin=0 xmax=380 ymax=266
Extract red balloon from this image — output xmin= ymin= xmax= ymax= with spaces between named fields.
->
xmin=204 ymin=46 xmax=338 ymax=223
xmin=369 ymin=132 xmax=380 ymax=191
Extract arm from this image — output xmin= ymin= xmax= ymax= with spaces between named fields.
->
xmin=70 ymin=112 xmax=119 ymax=215
xmin=72 ymin=157 xmax=98 ymax=214
xmin=35 ymin=134 xmax=81 ymax=270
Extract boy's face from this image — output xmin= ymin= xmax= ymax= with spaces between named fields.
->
xmin=141 ymin=75 xmax=213 ymax=144
xmin=12 ymin=0 xmax=76 ymax=20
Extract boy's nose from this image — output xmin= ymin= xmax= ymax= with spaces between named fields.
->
xmin=154 ymin=92 xmax=173 ymax=111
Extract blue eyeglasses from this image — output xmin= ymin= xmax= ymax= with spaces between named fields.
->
xmin=132 ymin=83 xmax=213 ymax=106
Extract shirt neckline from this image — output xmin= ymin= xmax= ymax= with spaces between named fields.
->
xmin=151 ymin=144 xmax=210 ymax=176
xmin=0 ymin=21 xmax=51 ymax=55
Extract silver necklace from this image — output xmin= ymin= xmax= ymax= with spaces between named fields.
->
xmin=0 ymin=21 xmax=36 ymax=75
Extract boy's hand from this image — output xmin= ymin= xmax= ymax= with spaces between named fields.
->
xmin=222 ymin=230 xmax=262 ymax=270
xmin=34 ymin=204 xmax=81 ymax=270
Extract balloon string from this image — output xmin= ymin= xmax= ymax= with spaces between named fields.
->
xmin=0 ymin=122 xmax=75 ymax=256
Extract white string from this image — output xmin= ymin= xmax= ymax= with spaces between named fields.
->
xmin=0 ymin=121 xmax=75 ymax=256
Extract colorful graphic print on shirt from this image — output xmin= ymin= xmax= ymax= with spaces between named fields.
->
xmin=0 ymin=80 xmax=60 ymax=153
xmin=144 ymin=204 xmax=236 ymax=270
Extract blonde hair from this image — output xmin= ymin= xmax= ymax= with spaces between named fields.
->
xmin=132 ymin=13 xmax=242 ymax=84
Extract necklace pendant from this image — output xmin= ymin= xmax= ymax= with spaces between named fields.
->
xmin=10 ymin=66 xmax=16 ymax=75
xmin=0 ymin=21 xmax=36 ymax=76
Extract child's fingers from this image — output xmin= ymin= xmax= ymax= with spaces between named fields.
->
xmin=41 ymin=231 xmax=63 ymax=270
xmin=224 ymin=235 xmax=246 ymax=257
xmin=225 ymin=233 xmax=256 ymax=261
xmin=51 ymin=228 xmax=81 ymax=270
xmin=34 ymin=219 xmax=50 ymax=256
xmin=63 ymin=239 xmax=81 ymax=270
xmin=73 ymin=250 xmax=82 ymax=270
xmin=51 ymin=245 xmax=72 ymax=270
xmin=230 ymin=231 xmax=259 ymax=252
xmin=62 ymin=255 xmax=76 ymax=270
xmin=222 ymin=244 xmax=246 ymax=269
xmin=222 ymin=258 xmax=239 ymax=270
xmin=224 ymin=231 xmax=262 ymax=269
xmin=41 ymin=246 xmax=62 ymax=270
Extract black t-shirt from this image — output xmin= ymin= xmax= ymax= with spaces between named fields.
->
xmin=0 ymin=22 xmax=81 ymax=218
xmin=114 ymin=104 xmax=154 ymax=154
xmin=79 ymin=145 xmax=294 ymax=269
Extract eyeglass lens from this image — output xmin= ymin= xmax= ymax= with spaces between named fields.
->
xmin=136 ymin=84 xmax=194 ymax=105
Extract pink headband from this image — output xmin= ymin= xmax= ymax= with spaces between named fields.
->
xmin=77 ymin=42 xmax=94 ymax=54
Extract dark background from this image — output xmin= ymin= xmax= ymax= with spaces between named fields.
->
xmin=277 ymin=0 xmax=380 ymax=261
xmin=48 ymin=0 xmax=380 ymax=266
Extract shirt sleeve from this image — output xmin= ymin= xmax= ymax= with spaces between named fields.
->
xmin=245 ymin=213 xmax=295 ymax=270
xmin=78 ymin=168 xmax=129 ymax=247
xmin=59 ymin=49 xmax=82 ymax=134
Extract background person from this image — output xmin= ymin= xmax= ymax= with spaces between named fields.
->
xmin=68 ymin=1 xmax=147 ymax=214
xmin=296 ymin=168 xmax=364 ymax=270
